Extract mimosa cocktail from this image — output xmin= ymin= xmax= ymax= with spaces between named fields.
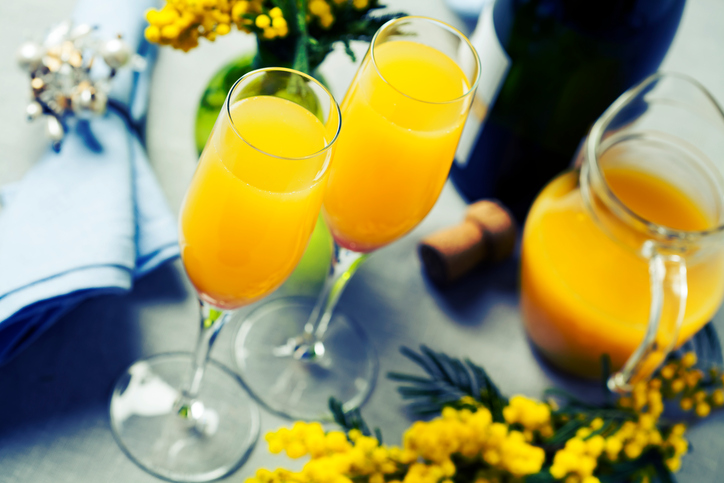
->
xmin=234 ymin=17 xmax=480 ymax=421
xmin=110 ymin=69 xmax=341 ymax=482
xmin=324 ymin=40 xmax=471 ymax=252
xmin=181 ymin=96 xmax=330 ymax=308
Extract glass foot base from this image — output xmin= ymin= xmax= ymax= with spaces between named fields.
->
xmin=110 ymin=353 xmax=260 ymax=482
xmin=234 ymin=297 xmax=378 ymax=421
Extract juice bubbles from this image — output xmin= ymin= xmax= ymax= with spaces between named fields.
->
xmin=521 ymin=168 xmax=724 ymax=379
xmin=180 ymin=96 xmax=332 ymax=309
xmin=323 ymin=40 xmax=473 ymax=252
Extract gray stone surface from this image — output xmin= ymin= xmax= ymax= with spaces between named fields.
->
xmin=1 ymin=0 xmax=723 ymax=482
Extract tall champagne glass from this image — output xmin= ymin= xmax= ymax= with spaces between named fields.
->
xmin=235 ymin=17 xmax=481 ymax=420
xmin=109 ymin=68 xmax=341 ymax=482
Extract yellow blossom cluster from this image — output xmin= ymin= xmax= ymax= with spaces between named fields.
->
xmin=144 ymin=0 xmax=377 ymax=51
xmin=502 ymin=395 xmax=554 ymax=442
xmin=308 ymin=0 xmax=335 ymax=29
xmin=251 ymin=406 xmax=545 ymax=483
xmin=605 ymin=418 xmax=688 ymax=473
xmin=405 ymin=406 xmax=545 ymax=477
xmin=248 ymin=351 xmax=724 ymax=483
xmin=550 ymin=368 xmax=693 ymax=483
xmin=617 ymin=378 xmax=665 ymax=419
xmin=308 ymin=0 xmax=371 ymax=30
xmin=255 ymin=7 xmax=289 ymax=40
xmin=613 ymin=350 xmax=724 ymax=473
xmin=549 ymin=423 xmax=604 ymax=483
xmin=606 ymin=368 xmax=693 ymax=473
xmin=144 ymin=0 xmax=287 ymax=51
xmin=549 ymin=412 xmax=684 ymax=483
xmin=256 ymin=421 xmax=415 ymax=483
xmin=652 ymin=352 xmax=724 ymax=417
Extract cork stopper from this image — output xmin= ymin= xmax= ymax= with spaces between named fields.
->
xmin=418 ymin=200 xmax=517 ymax=285
xmin=465 ymin=200 xmax=517 ymax=262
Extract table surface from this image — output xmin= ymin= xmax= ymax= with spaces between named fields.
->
xmin=2 ymin=1 xmax=724 ymax=482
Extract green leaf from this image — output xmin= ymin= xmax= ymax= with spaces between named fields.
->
xmin=291 ymin=0 xmax=309 ymax=73
xmin=524 ymin=471 xmax=558 ymax=483
xmin=465 ymin=357 xmax=507 ymax=422
xmin=388 ymin=345 xmax=508 ymax=420
xmin=595 ymin=449 xmax=674 ymax=483
xmin=544 ymin=388 xmax=599 ymax=409
xmin=341 ymin=37 xmax=356 ymax=63
xmin=545 ymin=418 xmax=588 ymax=445
xmin=329 ymin=398 xmax=382 ymax=444
xmin=651 ymin=457 xmax=677 ymax=483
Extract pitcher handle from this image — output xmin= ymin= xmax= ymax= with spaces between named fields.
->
xmin=608 ymin=243 xmax=688 ymax=393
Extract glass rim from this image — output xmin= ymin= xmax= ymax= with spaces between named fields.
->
xmin=587 ymin=71 xmax=724 ymax=239
xmin=369 ymin=16 xmax=481 ymax=106
xmin=224 ymin=67 xmax=342 ymax=162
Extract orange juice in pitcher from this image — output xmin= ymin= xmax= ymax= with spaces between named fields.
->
xmin=520 ymin=73 xmax=724 ymax=390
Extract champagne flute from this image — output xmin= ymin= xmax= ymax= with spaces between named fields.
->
xmin=109 ymin=68 xmax=341 ymax=482
xmin=235 ymin=17 xmax=481 ymax=420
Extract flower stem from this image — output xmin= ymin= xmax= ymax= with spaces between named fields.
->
xmin=293 ymin=0 xmax=310 ymax=73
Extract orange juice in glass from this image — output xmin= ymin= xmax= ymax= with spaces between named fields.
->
xmin=324 ymin=39 xmax=474 ymax=252
xmin=180 ymin=95 xmax=332 ymax=308
xmin=110 ymin=68 xmax=341 ymax=483
xmin=521 ymin=73 xmax=724 ymax=390
xmin=234 ymin=17 xmax=481 ymax=421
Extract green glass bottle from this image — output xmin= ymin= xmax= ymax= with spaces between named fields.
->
xmin=450 ymin=0 xmax=686 ymax=220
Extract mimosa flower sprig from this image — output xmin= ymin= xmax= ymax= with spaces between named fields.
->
xmin=144 ymin=0 xmax=405 ymax=73
xmin=250 ymin=329 xmax=724 ymax=483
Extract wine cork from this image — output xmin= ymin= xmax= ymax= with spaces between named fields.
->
xmin=418 ymin=200 xmax=517 ymax=285
xmin=465 ymin=200 xmax=517 ymax=262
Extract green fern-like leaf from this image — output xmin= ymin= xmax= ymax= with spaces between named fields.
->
xmin=524 ymin=472 xmax=558 ymax=483
xmin=595 ymin=448 xmax=677 ymax=483
xmin=329 ymin=398 xmax=382 ymax=443
xmin=388 ymin=345 xmax=508 ymax=421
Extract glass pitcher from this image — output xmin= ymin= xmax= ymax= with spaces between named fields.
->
xmin=520 ymin=73 xmax=724 ymax=391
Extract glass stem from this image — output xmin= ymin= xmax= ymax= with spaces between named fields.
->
xmin=182 ymin=301 xmax=229 ymax=402
xmin=173 ymin=300 xmax=229 ymax=434
xmin=294 ymin=243 xmax=367 ymax=360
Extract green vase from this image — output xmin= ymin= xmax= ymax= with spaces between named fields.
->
xmin=194 ymin=53 xmax=256 ymax=156
xmin=194 ymin=52 xmax=333 ymax=297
